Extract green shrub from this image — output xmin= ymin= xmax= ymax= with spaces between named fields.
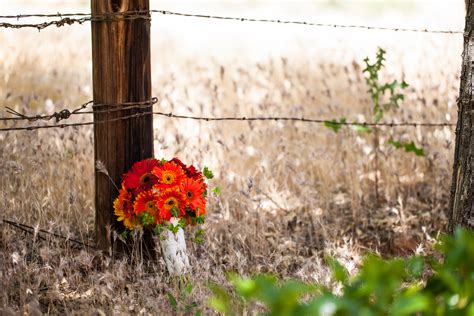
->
xmin=209 ymin=228 xmax=474 ymax=316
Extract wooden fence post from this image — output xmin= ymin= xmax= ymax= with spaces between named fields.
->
xmin=91 ymin=0 xmax=153 ymax=250
xmin=449 ymin=0 xmax=474 ymax=232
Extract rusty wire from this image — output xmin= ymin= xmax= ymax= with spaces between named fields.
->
xmin=4 ymin=100 xmax=93 ymax=122
xmin=0 ymin=99 xmax=456 ymax=132
xmin=2 ymin=219 xmax=96 ymax=249
xmin=150 ymin=112 xmax=456 ymax=127
xmin=152 ymin=10 xmax=463 ymax=34
xmin=2 ymin=98 xmax=157 ymax=123
xmin=0 ymin=9 xmax=463 ymax=34
xmin=0 ymin=10 xmax=150 ymax=30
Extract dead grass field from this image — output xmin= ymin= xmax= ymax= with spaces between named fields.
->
xmin=0 ymin=1 xmax=466 ymax=314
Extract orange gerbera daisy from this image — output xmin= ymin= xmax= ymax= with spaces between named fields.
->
xmin=152 ymin=162 xmax=185 ymax=191
xmin=181 ymin=178 xmax=207 ymax=215
xmin=157 ymin=188 xmax=186 ymax=221
xmin=134 ymin=190 xmax=161 ymax=224
xmin=114 ymin=187 xmax=136 ymax=229
xmin=123 ymin=159 xmax=159 ymax=192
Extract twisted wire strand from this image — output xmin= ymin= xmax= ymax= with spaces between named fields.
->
xmin=2 ymin=219 xmax=96 ymax=249
xmin=0 ymin=9 xmax=463 ymax=34
xmin=0 ymin=100 xmax=456 ymax=132
xmin=2 ymin=98 xmax=158 ymax=122
xmin=0 ymin=11 xmax=150 ymax=30
xmin=152 ymin=10 xmax=463 ymax=35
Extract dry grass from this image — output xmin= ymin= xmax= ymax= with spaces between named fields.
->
xmin=0 ymin=2 xmax=465 ymax=314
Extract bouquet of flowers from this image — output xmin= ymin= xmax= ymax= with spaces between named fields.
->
xmin=113 ymin=157 xmax=213 ymax=275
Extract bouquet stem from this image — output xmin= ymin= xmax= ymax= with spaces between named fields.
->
xmin=159 ymin=218 xmax=190 ymax=275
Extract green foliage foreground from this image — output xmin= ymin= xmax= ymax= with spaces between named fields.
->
xmin=209 ymin=228 xmax=474 ymax=316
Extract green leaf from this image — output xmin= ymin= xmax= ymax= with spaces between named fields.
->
xmin=325 ymin=255 xmax=349 ymax=284
xmin=404 ymin=142 xmax=425 ymax=157
xmin=178 ymin=218 xmax=186 ymax=229
xmin=374 ymin=108 xmax=384 ymax=122
xmin=171 ymin=206 xmax=180 ymax=218
xmin=406 ymin=256 xmax=424 ymax=279
xmin=138 ymin=212 xmax=154 ymax=226
xmin=324 ymin=118 xmax=347 ymax=133
xmin=185 ymin=301 xmax=198 ymax=311
xmin=466 ymin=302 xmax=474 ymax=316
xmin=304 ymin=295 xmax=342 ymax=316
xmin=203 ymin=166 xmax=214 ymax=179
xmin=208 ymin=283 xmax=233 ymax=314
xmin=388 ymin=139 xmax=425 ymax=157
xmin=167 ymin=292 xmax=178 ymax=310
xmin=232 ymin=277 xmax=258 ymax=300
xmin=185 ymin=283 xmax=194 ymax=295
xmin=388 ymin=139 xmax=403 ymax=149
xmin=168 ymin=223 xmax=180 ymax=235
xmin=351 ymin=124 xmax=372 ymax=134
xmin=194 ymin=310 xmax=203 ymax=316
xmin=212 ymin=187 xmax=221 ymax=196
xmin=120 ymin=230 xmax=129 ymax=240
xmin=195 ymin=216 xmax=205 ymax=224
xmin=391 ymin=294 xmax=430 ymax=315
xmin=154 ymin=224 xmax=163 ymax=236
xmin=193 ymin=229 xmax=205 ymax=244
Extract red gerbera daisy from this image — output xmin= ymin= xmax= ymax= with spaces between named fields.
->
xmin=152 ymin=162 xmax=185 ymax=191
xmin=187 ymin=165 xmax=202 ymax=180
xmin=181 ymin=178 xmax=207 ymax=215
xmin=134 ymin=190 xmax=161 ymax=224
xmin=170 ymin=157 xmax=187 ymax=171
xmin=171 ymin=157 xmax=201 ymax=179
xmin=157 ymin=188 xmax=186 ymax=221
xmin=123 ymin=159 xmax=159 ymax=192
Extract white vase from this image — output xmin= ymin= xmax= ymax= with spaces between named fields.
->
xmin=159 ymin=217 xmax=190 ymax=275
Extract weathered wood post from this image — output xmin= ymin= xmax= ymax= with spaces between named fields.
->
xmin=449 ymin=0 xmax=474 ymax=231
xmin=91 ymin=0 xmax=153 ymax=250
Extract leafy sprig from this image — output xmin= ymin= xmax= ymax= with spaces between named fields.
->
xmin=324 ymin=47 xmax=424 ymax=157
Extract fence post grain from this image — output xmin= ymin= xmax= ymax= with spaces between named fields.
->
xmin=449 ymin=0 xmax=474 ymax=232
xmin=91 ymin=0 xmax=153 ymax=251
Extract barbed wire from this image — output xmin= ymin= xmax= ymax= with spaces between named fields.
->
xmin=0 ymin=9 xmax=463 ymax=34
xmin=0 ymin=11 xmax=150 ymax=30
xmin=2 ymin=219 xmax=96 ymax=249
xmin=3 ymin=100 xmax=93 ymax=122
xmin=0 ymin=99 xmax=456 ymax=132
xmin=2 ymin=98 xmax=157 ymax=122
xmin=152 ymin=10 xmax=463 ymax=34
xmin=0 ymin=12 xmax=92 ymax=19
xmin=152 ymin=112 xmax=456 ymax=127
